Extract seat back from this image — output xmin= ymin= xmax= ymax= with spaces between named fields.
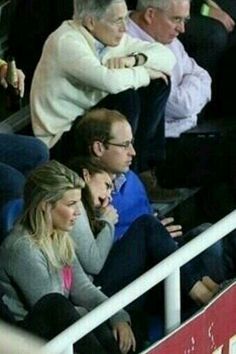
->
xmin=0 ymin=198 xmax=23 ymax=245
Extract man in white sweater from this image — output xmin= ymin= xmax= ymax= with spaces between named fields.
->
xmin=30 ymin=0 xmax=176 ymax=175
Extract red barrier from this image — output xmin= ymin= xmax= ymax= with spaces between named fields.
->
xmin=144 ymin=282 xmax=236 ymax=354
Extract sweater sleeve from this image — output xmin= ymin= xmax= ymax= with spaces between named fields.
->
xmin=70 ymin=258 xmax=130 ymax=326
xmin=116 ymin=33 xmax=176 ymax=75
xmin=57 ymin=34 xmax=150 ymax=94
xmin=56 ymin=30 xmax=175 ymax=95
xmin=71 ymin=204 xmax=114 ymax=275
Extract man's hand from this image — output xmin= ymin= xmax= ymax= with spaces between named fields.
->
xmin=209 ymin=6 xmax=235 ymax=32
xmin=113 ymin=322 xmax=136 ymax=353
xmin=161 ymin=217 xmax=183 ymax=238
xmin=0 ymin=64 xmax=25 ymax=97
xmin=104 ymin=56 xmax=136 ymax=69
xmin=146 ymin=68 xmax=169 ymax=84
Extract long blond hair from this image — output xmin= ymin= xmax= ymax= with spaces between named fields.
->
xmin=20 ymin=160 xmax=84 ymax=269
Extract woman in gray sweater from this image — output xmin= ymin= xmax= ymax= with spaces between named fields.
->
xmin=0 ymin=160 xmax=136 ymax=354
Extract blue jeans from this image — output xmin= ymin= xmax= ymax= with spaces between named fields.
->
xmin=0 ymin=134 xmax=48 ymax=233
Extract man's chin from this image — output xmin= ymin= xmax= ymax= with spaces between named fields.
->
xmin=120 ymin=165 xmax=130 ymax=173
xmin=109 ymin=165 xmax=130 ymax=174
xmin=109 ymin=38 xmax=122 ymax=47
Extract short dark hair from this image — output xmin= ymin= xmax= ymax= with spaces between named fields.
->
xmin=74 ymin=108 xmax=128 ymax=157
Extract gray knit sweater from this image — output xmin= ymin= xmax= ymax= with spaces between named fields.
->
xmin=71 ymin=204 xmax=114 ymax=275
xmin=0 ymin=225 xmax=129 ymax=325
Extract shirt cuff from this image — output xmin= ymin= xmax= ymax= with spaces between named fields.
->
xmin=201 ymin=3 xmax=210 ymax=16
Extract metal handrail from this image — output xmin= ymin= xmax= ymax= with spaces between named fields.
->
xmin=44 ymin=210 xmax=236 ymax=354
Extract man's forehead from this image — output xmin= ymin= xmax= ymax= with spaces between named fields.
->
xmin=167 ymin=0 xmax=190 ymax=14
xmin=105 ymin=0 xmax=128 ymax=17
xmin=110 ymin=121 xmax=132 ymax=137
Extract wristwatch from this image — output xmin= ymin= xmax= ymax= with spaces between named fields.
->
xmin=128 ymin=52 xmax=147 ymax=66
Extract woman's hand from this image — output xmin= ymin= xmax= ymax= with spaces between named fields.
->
xmin=0 ymin=63 xmax=25 ymax=97
xmin=101 ymin=205 xmax=119 ymax=225
xmin=113 ymin=322 xmax=136 ymax=353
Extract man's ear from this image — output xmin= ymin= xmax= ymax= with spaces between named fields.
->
xmin=83 ymin=15 xmax=96 ymax=32
xmin=143 ymin=7 xmax=156 ymax=25
xmin=92 ymin=140 xmax=106 ymax=157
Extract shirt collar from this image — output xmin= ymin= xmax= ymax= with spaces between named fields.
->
xmin=72 ymin=20 xmax=108 ymax=58
xmin=95 ymin=39 xmax=108 ymax=58
xmin=113 ymin=173 xmax=127 ymax=193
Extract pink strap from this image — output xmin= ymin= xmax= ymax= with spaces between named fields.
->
xmin=62 ymin=266 xmax=72 ymax=291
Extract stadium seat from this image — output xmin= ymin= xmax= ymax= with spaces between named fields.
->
xmin=0 ymin=198 xmax=23 ymax=245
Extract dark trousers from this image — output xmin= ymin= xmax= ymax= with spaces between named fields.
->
xmin=94 ymin=215 xmax=203 ymax=312
xmin=1 ymin=293 xmax=121 ymax=354
xmin=180 ymin=16 xmax=229 ymax=79
xmin=178 ymin=223 xmax=225 ymax=284
xmin=51 ymin=79 xmax=170 ymax=172
xmin=180 ymin=13 xmax=236 ymax=118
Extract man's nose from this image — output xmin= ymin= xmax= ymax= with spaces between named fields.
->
xmin=128 ymin=143 xmax=136 ymax=156
xmin=120 ymin=18 xmax=127 ymax=32
xmin=177 ymin=22 xmax=185 ymax=33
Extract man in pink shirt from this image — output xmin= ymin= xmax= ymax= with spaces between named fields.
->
xmin=127 ymin=0 xmax=236 ymax=219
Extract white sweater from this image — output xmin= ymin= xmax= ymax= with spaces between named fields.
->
xmin=30 ymin=20 xmax=176 ymax=148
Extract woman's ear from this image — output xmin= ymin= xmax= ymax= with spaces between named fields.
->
xmin=82 ymin=168 xmax=91 ymax=183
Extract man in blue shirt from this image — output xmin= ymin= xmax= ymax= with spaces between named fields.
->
xmin=74 ymin=107 xmax=162 ymax=240
xmin=73 ymin=107 xmax=221 ymax=305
